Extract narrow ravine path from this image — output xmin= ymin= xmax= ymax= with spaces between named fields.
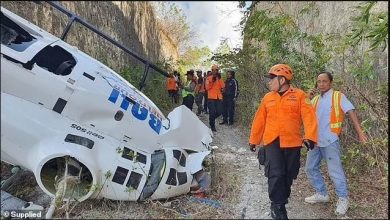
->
xmin=197 ymin=113 xmax=271 ymax=219
xmin=197 ymin=112 xmax=334 ymax=219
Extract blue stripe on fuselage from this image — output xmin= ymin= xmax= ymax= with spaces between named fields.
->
xmin=107 ymin=88 xmax=162 ymax=134
xmin=108 ymin=89 xmax=120 ymax=103
xmin=120 ymin=95 xmax=130 ymax=110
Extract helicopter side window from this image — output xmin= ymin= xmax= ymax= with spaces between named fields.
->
xmin=126 ymin=172 xmax=142 ymax=190
xmin=23 ymin=45 xmax=76 ymax=76
xmin=1 ymin=12 xmax=37 ymax=52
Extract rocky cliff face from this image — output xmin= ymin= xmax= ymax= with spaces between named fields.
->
xmin=247 ymin=1 xmax=388 ymax=73
xmin=1 ymin=1 xmax=178 ymax=72
xmin=252 ymin=1 xmax=387 ymax=36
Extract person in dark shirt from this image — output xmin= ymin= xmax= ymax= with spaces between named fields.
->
xmin=220 ymin=70 xmax=239 ymax=125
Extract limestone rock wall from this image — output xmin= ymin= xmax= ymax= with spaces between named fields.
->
xmin=252 ymin=1 xmax=387 ymax=36
xmin=1 ymin=1 xmax=178 ymax=72
xmin=246 ymin=1 xmax=388 ymax=74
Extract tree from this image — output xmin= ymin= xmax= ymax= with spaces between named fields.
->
xmin=177 ymin=46 xmax=212 ymax=73
xmin=151 ymin=2 xmax=197 ymax=53
xmin=211 ymin=39 xmax=240 ymax=72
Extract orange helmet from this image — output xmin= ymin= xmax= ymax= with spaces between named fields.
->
xmin=211 ymin=64 xmax=219 ymax=71
xmin=268 ymin=64 xmax=293 ymax=80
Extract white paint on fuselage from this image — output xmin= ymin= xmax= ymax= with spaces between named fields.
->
xmin=1 ymin=6 xmax=212 ymax=202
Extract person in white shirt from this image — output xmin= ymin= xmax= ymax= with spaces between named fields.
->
xmin=305 ymin=71 xmax=368 ymax=216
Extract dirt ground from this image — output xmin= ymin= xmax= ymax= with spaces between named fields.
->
xmin=1 ymin=110 xmax=388 ymax=219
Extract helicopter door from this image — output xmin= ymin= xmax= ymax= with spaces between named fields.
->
xmin=1 ymin=42 xmax=81 ymax=113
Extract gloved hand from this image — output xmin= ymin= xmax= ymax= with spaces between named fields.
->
xmin=249 ymin=144 xmax=256 ymax=152
xmin=302 ymin=139 xmax=315 ymax=150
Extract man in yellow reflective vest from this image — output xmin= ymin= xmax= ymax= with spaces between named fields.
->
xmin=181 ymin=70 xmax=196 ymax=111
xmin=305 ymin=71 xmax=368 ymax=216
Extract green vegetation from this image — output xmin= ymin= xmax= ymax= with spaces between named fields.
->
xmin=115 ymin=3 xmax=388 ymax=190
xmin=119 ymin=63 xmax=177 ymax=116
xmin=107 ymin=2 xmax=388 ymax=199
xmin=224 ymin=1 xmax=388 ymax=188
xmin=177 ymin=46 xmax=212 ymax=73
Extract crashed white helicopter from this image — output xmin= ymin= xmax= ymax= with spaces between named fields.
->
xmin=0 ymin=1 xmax=212 ymax=208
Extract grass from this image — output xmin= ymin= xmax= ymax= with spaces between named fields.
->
xmin=2 ymin=137 xmax=386 ymax=219
xmin=292 ymin=157 xmax=388 ymax=219
xmin=65 ymin=152 xmax=242 ymax=219
xmin=0 ymin=148 xmax=242 ymax=219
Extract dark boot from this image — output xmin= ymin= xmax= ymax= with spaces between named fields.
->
xmin=270 ymin=204 xmax=288 ymax=219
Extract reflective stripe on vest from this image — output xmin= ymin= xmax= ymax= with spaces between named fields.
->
xmin=311 ymin=91 xmax=344 ymax=135
xmin=330 ymin=122 xmax=343 ymax=128
xmin=311 ymin=95 xmax=320 ymax=106
xmin=332 ymin=91 xmax=341 ymax=129
xmin=182 ymin=81 xmax=195 ymax=97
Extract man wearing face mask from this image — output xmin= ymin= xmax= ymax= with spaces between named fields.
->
xmin=248 ymin=64 xmax=318 ymax=219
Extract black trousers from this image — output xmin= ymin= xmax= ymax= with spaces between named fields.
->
xmin=182 ymin=95 xmax=194 ymax=111
xmin=168 ymin=90 xmax=178 ymax=103
xmin=207 ymin=99 xmax=223 ymax=129
xmin=222 ymin=96 xmax=235 ymax=123
xmin=263 ymin=138 xmax=301 ymax=206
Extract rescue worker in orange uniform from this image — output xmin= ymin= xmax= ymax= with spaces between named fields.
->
xmin=166 ymin=73 xmax=178 ymax=103
xmin=249 ymin=64 xmax=318 ymax=219
xmin=205 ymin=64 xmax=225 ymax=132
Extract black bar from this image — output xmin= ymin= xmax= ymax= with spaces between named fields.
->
xmin=45 ymin=1 xmax=169 ymax=79
xmin=60 ymin=15 xmax=76 ymax=40
xmin=139 ymin=63 xmax=150 ymax=91
xmin=83 ymin=72 xmax=95 ymax=81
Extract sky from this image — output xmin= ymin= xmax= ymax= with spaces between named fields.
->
xmin=175 ymin=1 xmax=248 ymax=52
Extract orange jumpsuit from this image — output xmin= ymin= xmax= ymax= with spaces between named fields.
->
xmin=249 ymin=87 xmax=318 ymax=148
xmin=205 ymin=75 xmax=224 ymax=100
xmin=166 ymin=77 xmax=177 ymax=91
